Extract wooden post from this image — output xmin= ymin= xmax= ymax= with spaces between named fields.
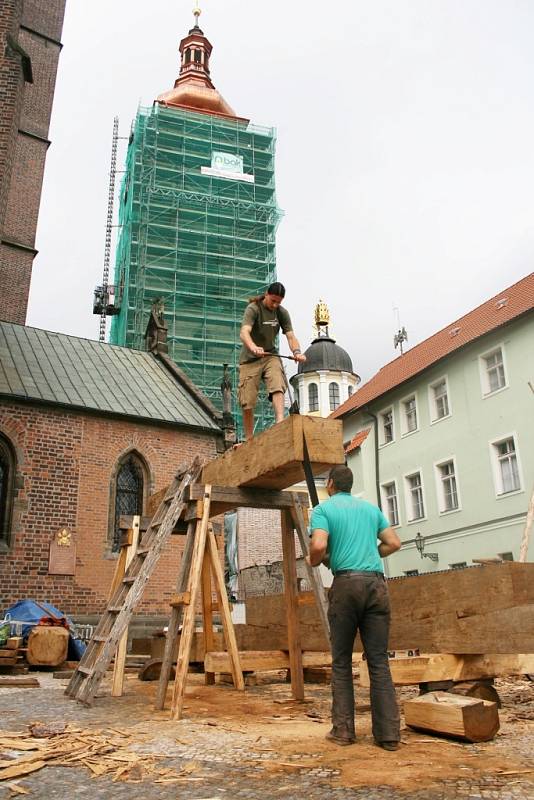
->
xmin=170 ymin=485 xmax=212 ymax=719
xmin=281 ymin=508 xmax=304 ymax=700
xmin=201 ymin=531 xmax=215 ymax=686
xmin=207 ymin=525 xmax=244 ymax=691
xmin=111 ymin=516 xmax=140 ymax=697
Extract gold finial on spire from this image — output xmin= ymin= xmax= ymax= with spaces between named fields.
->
xmin=193 ymin=1 xmax=201 ymax=22
xmin=314 ymin=299 xmax=330 ymax=337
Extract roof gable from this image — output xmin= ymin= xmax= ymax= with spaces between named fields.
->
xmin=333 ymin=272 xmax=534 ymax=418
xmin=0 ymin=322 xmax=221 ymax=432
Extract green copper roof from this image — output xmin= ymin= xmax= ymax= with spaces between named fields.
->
xmin=0 ymin=322 xmax=221 ymax=432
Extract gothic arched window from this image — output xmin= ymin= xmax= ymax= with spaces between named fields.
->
xmin=0 ymin=435 xmax=16 ymax=549
xmin=329 ymin=382 xmax=340 ymax=411
xmin=112 ymin=454 xmax=145 ymax=553
xmin=308 ymin=383 xmax=319 ymax=413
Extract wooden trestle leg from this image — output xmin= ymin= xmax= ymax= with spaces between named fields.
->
xmin=201 ymin=529 xmax=216 ymax=686
xmin=207 ymin=524 xmax=244 ymax=692
xmin=281 ymin=508 xmax=304 ymax=700
xmin=154 ymin=518 xmax=197 ymax=710
xmin=112 ymin=516 xmax=140 ymax=697
xmin=170 ymin=485 xmax=213 ymax=719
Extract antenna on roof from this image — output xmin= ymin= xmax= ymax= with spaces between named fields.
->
xmin=393 ymin=305 xmax=408 ymax=355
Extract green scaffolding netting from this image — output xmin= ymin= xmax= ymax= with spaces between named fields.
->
xmin=110 ymin=104 xmax=283 ymax=435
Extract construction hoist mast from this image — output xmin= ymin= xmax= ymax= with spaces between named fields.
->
xmin=93 ymin=116 xmax=120 ymax=341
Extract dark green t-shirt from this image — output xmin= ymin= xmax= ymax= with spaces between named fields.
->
xmin=239 ymin=301 xmax=293 ymax=364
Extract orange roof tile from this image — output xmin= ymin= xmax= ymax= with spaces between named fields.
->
xmin=345 ymin=428 xmax=371 ymax=454
xmin=333 ymin=272 xmax=534 ymax=419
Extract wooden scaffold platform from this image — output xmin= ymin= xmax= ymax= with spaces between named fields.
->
xmin=65 ymin=415 xmax=345 ymax=716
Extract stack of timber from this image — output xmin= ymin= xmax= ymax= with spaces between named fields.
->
xmin=404 ymin=691 xmax=500 ymax=743
xmin=0 ymin=637 xmax=26 ymax=674
xmin=242 ymin=563 xmax=534 ymax=654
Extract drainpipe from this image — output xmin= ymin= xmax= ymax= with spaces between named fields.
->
xmin=362 ymin=407 xmax=381 ymax=510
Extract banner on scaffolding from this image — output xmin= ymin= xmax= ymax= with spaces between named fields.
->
xmin=201 ymin=151 xmax=255 ymax=183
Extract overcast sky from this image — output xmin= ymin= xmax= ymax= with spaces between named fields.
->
xmin=27 ymin=0 xmax=534 ymax=384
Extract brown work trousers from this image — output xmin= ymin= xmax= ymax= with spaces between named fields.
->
xmin=327 ymin=572 xmax=400 ymax=743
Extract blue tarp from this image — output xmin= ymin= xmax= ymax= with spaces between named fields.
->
xmin=2 ymin=599 xmax=86 ymax=660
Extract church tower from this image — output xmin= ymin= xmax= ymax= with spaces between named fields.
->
xmin=110 ymin=7 xmax=281 ymax=432
xmin=291 ymin=301 xmax=360 ymax=416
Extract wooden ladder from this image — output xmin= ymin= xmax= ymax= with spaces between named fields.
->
xmin=64 ymin=456 xmax=203 ymax=706
xmin=155 ymin=483 xmax=244 ymax=719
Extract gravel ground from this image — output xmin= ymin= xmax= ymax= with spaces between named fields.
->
xmin=0 ymin=671 xmax=533 ymax=799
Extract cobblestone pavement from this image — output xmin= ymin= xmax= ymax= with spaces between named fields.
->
xmin=1 ymin=672 xmax=533 ymax=799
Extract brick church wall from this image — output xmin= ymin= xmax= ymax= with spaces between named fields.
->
xmin=0 ymin=400 xmax=220 ymax=615
xmin=0 ymin=0 xmax=66 ymax=324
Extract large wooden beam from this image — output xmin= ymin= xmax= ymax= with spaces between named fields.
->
xmin=201 ymin=415 xmax=344 ymax=490
xmin=359 ymin=653 xmax=534 ymax=687
xmin=182 ymin=485 xmax=310 ymax=521
xmin=243 ymin=564 xmax=534 ymax=654
xmin=204 ymin=650 xmax=362 ymax=673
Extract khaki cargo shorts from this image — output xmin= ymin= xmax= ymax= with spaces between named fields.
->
xmin=238 ymin=356 xmax=286 ymax=409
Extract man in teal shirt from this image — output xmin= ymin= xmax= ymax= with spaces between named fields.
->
xmin=309 ymin=465 xmax=401 ymax=749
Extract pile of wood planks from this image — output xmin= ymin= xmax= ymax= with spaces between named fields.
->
xmin=0 ymin=637 xmax=26 ymax=674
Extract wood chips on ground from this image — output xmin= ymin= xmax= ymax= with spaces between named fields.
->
xmin=0 ymin=725 xmax=195 ymax=784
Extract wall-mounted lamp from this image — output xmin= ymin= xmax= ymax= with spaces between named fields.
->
xmin=414 ymin=532 xmax=439 ymax=563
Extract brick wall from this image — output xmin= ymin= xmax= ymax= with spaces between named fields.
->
xmin=0 ymin=0 xmax=65 ymax=324
xmin=0 ymin=400 xmax=220 ymax=616
xmin=0 ymin=0 xmax=24 ymax=230
xmin=0 ymin=243 xmax=33 ymax=324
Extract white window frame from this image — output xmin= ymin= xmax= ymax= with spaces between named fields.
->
xmin=400 ymin=392 xmax=419 ymax=437
xmin=428 ymin=375 xmax=451 ymax=424
xmin=329 ymin=381 xmax=340 ymax=411
xmin=380 ymin=479 xmax=401 ymax=527
xmin=479 ymin=343 xmax=508 ymax=398
xmin=433 ymin=456 xmax=461 ymax=515
xmin=378 ymin=406 xmax=395 ymax=447
xmin=307 ymin=381 xmax=319 ymax=413
xmin=403 ymin=469 xmax=427 ymax=523
xmin=489 ymin=433 xmax=523 ymax=498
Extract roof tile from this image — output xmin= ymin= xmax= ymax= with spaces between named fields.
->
xmin=333 ymin=272 xmax=534 ymax=418
xmin=0 ymin=322 xmax=221 ymax=431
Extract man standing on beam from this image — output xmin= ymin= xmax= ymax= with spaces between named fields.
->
xmin=238 ymin=282 xmax=306 ymax=440
xmin=308 ymin=464 xmax=402 ymax=750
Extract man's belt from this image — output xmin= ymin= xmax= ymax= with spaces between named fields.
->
xmin=334 ymin=569 xmax=384 ymax=578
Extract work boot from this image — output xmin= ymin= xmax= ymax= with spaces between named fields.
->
xmin=325 ymin=729 xmax=356 ymax=746
xmin=376 ymin=741 xmax=400 ymax=751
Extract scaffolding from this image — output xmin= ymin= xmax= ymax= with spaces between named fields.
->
xmin=110 ymin=104 xmax=282 ymax=434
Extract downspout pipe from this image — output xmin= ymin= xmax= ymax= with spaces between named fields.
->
xmin=362 ymin=407 xmax=381 ymax=510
